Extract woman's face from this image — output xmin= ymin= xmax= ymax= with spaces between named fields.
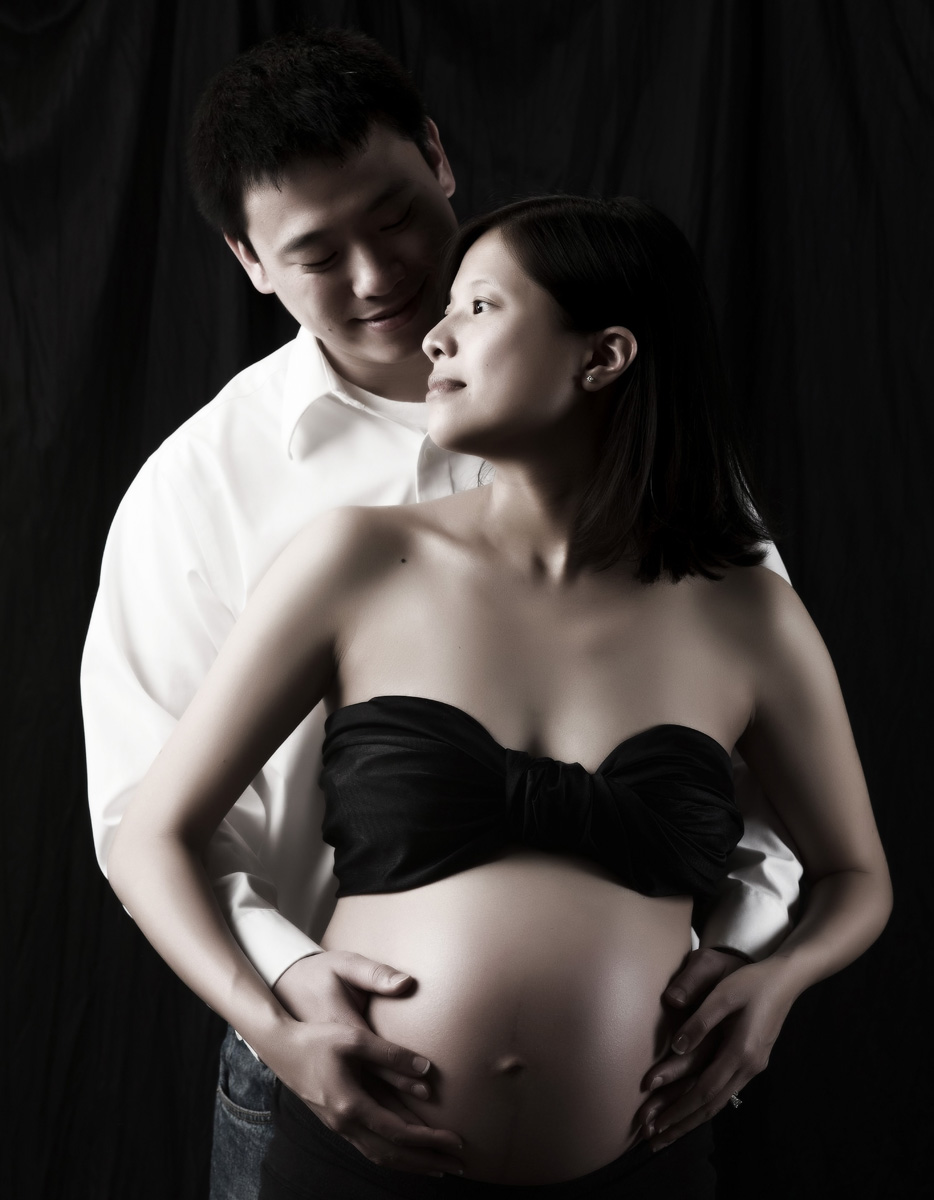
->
xmin=421 ymin=229 xmax=594 ymax=459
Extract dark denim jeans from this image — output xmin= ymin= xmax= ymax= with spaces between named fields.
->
xmin=210 ymin=1026 xmax=277 ymax=1200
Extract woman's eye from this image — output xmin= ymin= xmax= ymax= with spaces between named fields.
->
xmin=382 ymin=201 xmax=414 ymax=232
xmin=472 ymin=299 xmax=492 ymax=314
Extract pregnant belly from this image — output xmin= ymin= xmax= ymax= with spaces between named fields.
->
xmin=320 ymin=850 xmax=693 ymax=1184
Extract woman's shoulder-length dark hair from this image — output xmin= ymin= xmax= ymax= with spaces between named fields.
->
xmin=442 ymin=195 xmax=771 ymax=584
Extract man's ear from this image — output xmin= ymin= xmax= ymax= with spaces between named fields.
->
xmin=423 ymin=117 xmax=456 ymax=200
xmin=581 ymin=327 xmax=638 ymax=391
xmin=223 ymin=234 xmax=276 ymax=295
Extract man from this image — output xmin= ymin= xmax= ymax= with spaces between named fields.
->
xmin=82 ymin=28 xmax=802 ymax=1198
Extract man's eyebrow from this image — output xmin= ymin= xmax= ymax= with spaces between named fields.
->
xmin=278 ymin=228 xmax=329 ymax=258
xmin=364 ymin=180 xmax=410 ymax=215
xmin=277 ymin=183 xmax=412 ymax=258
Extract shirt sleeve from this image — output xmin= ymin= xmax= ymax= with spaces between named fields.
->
xmin=693 ymin=538 xmax=803 ymax=960
xmin=696 ymin=757 xmax=803 ymax=959
xmin=80 ymin=457 xmax=321 ymax=986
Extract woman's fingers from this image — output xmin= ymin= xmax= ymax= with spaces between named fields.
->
xmin=319 ymin=1069 xmax=464 ymax=1174
xmin=336 ymin=1023 xmax=436 ymax=1084
xmin=274 ymin=1013 xmax=464 ymax=1175
xmin=634 ymin=1075 xmax=695 ymax=1139
xmin=367 ymin=1065 xmax=433 ymax=1100
xmin=327 ymin=1094 xmax=465 ymax=1176
xmin=292 ymin=1024 xmax=464 ymax=1175
xmin=643 ymin=963 xmax=793 ymax=1147
xmin=636 ymin=1030 xmax=723 ymax=1137
xmin=648 ymin=1061 xmax=749 ymax=1150
xmin=642 ymin=1036 xmax=715 ymax=1094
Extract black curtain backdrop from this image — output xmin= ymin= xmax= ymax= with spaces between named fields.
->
xmin=3 ymin=1 xmax=931 ymax=1196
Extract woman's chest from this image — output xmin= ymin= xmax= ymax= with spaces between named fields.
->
xmin=336 ymin=561 xmax=753 ymax=767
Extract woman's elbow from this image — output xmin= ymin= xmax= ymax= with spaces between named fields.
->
xmin=106 ymin=817 xmax=140 ymax=906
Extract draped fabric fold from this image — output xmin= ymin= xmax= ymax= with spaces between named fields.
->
xmin=321 ymin=695 xmax=741 ymax=899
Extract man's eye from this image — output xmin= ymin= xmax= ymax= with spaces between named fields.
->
xmin=382 ymin=201 xmax=414 ymax=232
xmin=301 ymin=253 xmax=336 ymax=272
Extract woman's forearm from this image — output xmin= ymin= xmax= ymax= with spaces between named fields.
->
xmin=771 ymin=865 xmax=892 ymax=995
xmin=108 ymin=819 xmax=292 ymax=1056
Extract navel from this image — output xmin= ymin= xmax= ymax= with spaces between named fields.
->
xmin=492 ymin=1053 xmax=526 ymax=1077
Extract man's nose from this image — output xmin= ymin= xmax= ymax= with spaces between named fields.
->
xmin=350 ymin=244 xmax=405 ymax=299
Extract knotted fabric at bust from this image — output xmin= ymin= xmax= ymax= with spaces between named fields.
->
xmin=504 ymin=742 xmax=742 ymax=898
xmin=321 ymin=694 xmax=742 ymax=899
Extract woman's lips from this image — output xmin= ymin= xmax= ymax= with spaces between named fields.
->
xmin=357 ymin=283 xmax=424 ymax=332
xmin=426 ymin=376 xmax=466 ymax=396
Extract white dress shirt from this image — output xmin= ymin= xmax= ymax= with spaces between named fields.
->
xmin=82 ymin=327 xmax=801 ymax=988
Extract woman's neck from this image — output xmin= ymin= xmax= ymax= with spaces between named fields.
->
xmin=476 ymin=426 xmax=601 ymax=583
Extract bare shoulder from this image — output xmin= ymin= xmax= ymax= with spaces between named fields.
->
xmin=697 ymin=564 xmax=812 ymax=649
xmin=275 ymin=504 xmax=416 ymax=594
xmin=697 ymin=566 xmax=844 ymax=726
xmin=274 ymin=494 xmax=477 ymax=593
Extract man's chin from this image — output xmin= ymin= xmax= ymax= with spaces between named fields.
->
xmin=319 ymin=332 xmax=430 ymax=380
xmin=355 ymin=317 xmax=437 ymax=362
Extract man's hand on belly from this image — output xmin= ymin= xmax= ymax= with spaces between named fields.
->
xmin=269 ymin=951 xmax=464 ymax=1176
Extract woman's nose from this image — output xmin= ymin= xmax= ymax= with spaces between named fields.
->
xmin=422 ymin=314 xmax=454 ymax=360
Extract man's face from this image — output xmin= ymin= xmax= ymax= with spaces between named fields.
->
xmin=227 ymin=122 xmax=458 ymax=379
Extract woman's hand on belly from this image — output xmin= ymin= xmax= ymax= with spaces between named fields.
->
xmin=266 ymin=950 xmax=465 ymax=1176
xmin=322 ymin=853 xmax=694 ymax=1185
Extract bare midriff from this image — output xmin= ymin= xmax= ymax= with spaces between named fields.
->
xmin=320 ymin=849 xmax=694 ymax=1185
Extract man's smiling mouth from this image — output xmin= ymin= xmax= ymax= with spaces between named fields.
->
xmin=356 ymin=281 xmax=425 ymax=330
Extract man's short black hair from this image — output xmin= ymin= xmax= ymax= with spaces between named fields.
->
xmin=188 ymin=28 xmax=431 ymax=243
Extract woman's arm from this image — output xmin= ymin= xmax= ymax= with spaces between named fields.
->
xmin=737 ymin=572 xmax=892 ymax=982
xmin=639 ymin=569 xmax=891 ymax=1148
xmin=107 ymin=508 xmax=464 ymax=1174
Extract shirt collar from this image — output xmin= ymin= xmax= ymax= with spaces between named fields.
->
xmin=282 ymin=327 xmax=433 ymax=459
xmin=281 ymin=327 xmax=373 ymax=459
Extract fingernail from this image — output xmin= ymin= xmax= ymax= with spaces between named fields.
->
xmin=656 ymin=1123 xmax=669 ymax=1136
xmin=645 ymin=1121 xmax=656 ymax=1138
xmin=666 ymin=986 xmax=687 ymax=1005
xmin=649 ymin=1075 xmax=663 ymax=1091
xmin=389 ymin=971 xmax=411 ymax=986
xmin=671 ymin=1035 xmax=688 ymax=1054
xmin=412 ymin=1083 xmax=429 ymax=1099
xmin=412 ymin=1055 xmax=431 ymax=1075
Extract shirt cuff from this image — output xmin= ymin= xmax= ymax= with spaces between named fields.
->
xmin=699 ymin=883 xmax=797 ymax=961
xmin=229 ymin=907 xmax=323 ymax=987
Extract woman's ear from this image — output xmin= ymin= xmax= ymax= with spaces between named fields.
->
xmin=581 ymin=327 xmax=637 ymax=391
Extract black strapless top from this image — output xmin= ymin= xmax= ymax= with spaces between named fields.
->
xmin=320 ymin=695 xmax=742 ymax=900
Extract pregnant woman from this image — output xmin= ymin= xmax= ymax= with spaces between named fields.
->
xmin=109 ymin=196 xmax=891 ymax=1198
